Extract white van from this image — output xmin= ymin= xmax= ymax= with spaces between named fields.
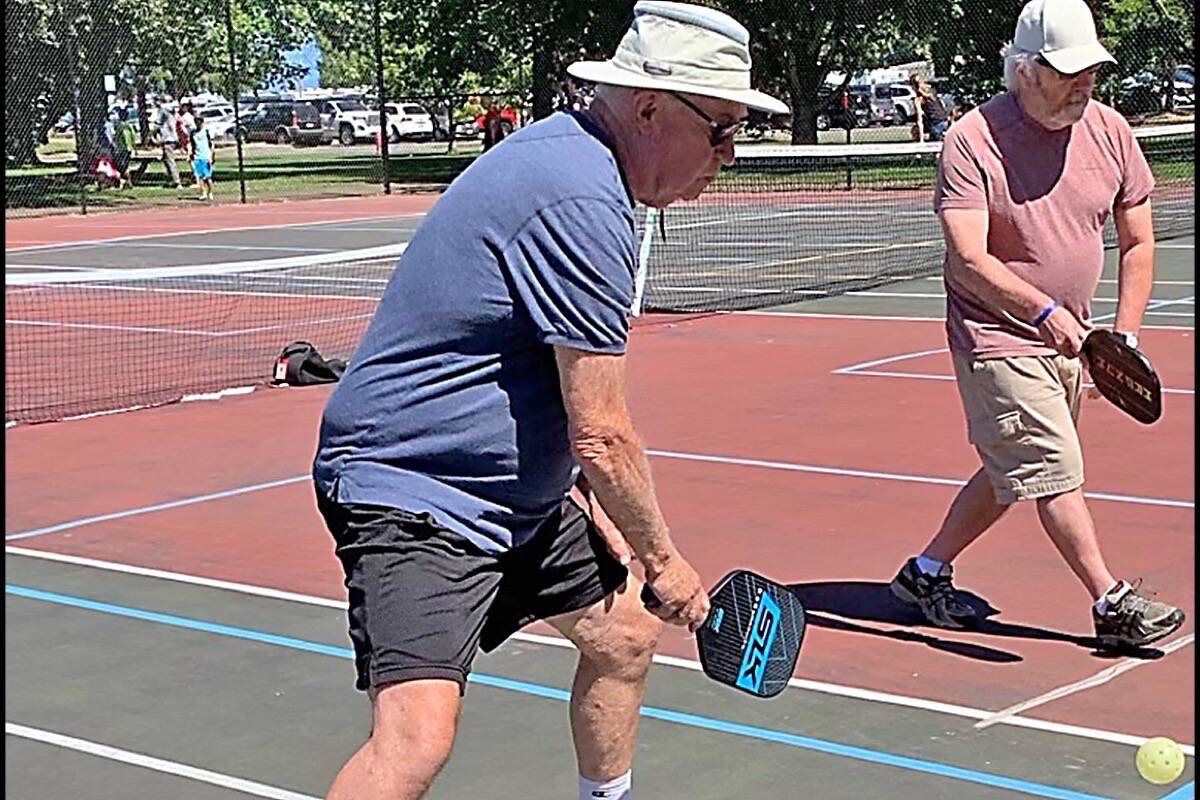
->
xmin=889 ymin=84 xmax=918 ymax=123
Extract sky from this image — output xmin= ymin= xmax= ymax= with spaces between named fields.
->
xmin=274 ymin=40 xmax=322 ymax=90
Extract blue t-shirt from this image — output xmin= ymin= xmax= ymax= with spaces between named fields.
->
xmin=313 ymin=111 xmax=637 ymax=553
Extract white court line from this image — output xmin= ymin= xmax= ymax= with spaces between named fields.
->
xmin=6 ymin=312 xmax=375 ymax=338
xmin=6 ymin=447 xmax=1190 ymax=545
xmin=5 ymin=546 xmax=1193 ymax=755
xmin=4 ymin=213 xmax=426 ymax=253
xmin=974 ymin=634 xmax=1196 ymax=730
xmin=5 ymin=283 xmax=381 ymax=302
xmin=110 ymin=243 xmax=337 ymax=253
xmin=846 ymin=368 xmax=1195 ymax=396
xmin=833 ymin=347 xmax=1194 ymax=395
xmin=644 ymin=449 xmax=1193 ymax=508
xmin=4 ymin=476 xmax=310 ymax=541
xmin=727 ymin=310 xmax=1195 ymax=329
xmin=915 ymin=278 xmax=1196 ymax=286
xmin=3 ymin=264 xmax=105 ymax=272
xmin=5 ymin=722 xmax=319 ymax=800
xmin=832 ymin=347 xmax=950 ymax=373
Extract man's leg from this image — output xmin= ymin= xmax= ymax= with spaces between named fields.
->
xmin=161 ymin=144 xmax=180 ymax=186
xmin=548 ymin=578 xmax=661 ymax=789
xmin=1036 ymin=487 xmax=1114 ymax=600
xmin=326 ymin=680 xmax=461 ymax=800
xmin=922 ymin=467 xmax=1010 ymax=563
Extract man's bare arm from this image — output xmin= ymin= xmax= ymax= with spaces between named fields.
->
xmin=1111 ymin=200 xmax=1155 ymax=336
xmin=941 ymin=208 xmax=1089 ymax=356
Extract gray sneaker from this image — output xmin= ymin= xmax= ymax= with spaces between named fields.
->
xmin=1093 ymin=580 xmax=1185 ymax=650
xmin=889 ymin=558 xmax=979 ymax=629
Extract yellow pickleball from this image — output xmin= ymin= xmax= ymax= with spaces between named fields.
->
xmin=1136 ymin=737 xmax=1185 ymax=785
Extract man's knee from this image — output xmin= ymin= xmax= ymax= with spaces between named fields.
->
xmin=577 ymin=594 xmax=662 ymax=677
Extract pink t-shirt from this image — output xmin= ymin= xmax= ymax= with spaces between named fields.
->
xmin=935 ymin=94 xmax=1155 ymax=358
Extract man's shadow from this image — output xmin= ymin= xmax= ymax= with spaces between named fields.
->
xmin=787 ymin=581 xmax=1165 ymax=663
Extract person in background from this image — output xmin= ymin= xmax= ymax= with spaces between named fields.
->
xmin=189 ymin=114 xmax=215 ymax=201
xmin=154 ymin=96 xmax=182 ymax=188
xmin=481 ymin=95 xmax=507 ymax=152
xmin=177 ymin=100 xmax=197 ymax=186
xmin=114 ymin=107 xmax=137 ymax=189
xmin=911 ymin=75 xmax=950 ymax=141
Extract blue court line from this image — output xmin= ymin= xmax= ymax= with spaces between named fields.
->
xmin=1161 ymin=782 xmax=1194 ymax=800
xmin=9 ymin=585 xmax=1182 ymax=800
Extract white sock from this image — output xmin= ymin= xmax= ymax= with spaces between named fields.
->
xmin=580 ymin=771 xmax=631 ymax=800
xmin=915 ymin=555 xmax=947 ymax=576
xmin=1094 ymin=581 xmax=1126 ymax=614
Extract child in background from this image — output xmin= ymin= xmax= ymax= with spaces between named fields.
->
xmin=189 ymin=115 xmax=215 ymax=201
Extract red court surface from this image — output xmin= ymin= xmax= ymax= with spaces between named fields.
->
xmin=7 ymin=312 xmax=1194 ymax=749
xmin=5 ymin=193 xmax=438 ymax=249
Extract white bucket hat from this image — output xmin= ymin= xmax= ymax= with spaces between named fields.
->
xmin=1013 ymin=0 xmax=1116 ymax=74
xmin=567 ymin=1 xmax=788 ymax=115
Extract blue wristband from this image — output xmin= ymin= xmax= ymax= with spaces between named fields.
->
xmin=1033 ymin=301 xmax=1060 ymax=327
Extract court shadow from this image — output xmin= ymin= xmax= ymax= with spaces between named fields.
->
xmin=787 ymin=581 xmax=1169 ymax=663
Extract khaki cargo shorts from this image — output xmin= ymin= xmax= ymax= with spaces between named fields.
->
xmin=951 ymin=352 xmax=1084 ymax=504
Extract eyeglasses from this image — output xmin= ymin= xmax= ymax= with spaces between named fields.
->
xmin=669 ymin=92 xmax=745 ymax=147
xmin=1034 ymin=54 xmax=1099 ymax=80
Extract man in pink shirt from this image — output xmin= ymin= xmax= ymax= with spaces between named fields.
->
xmin=889 ymin=0 xmax=1184 ymax=650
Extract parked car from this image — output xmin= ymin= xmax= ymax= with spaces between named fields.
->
xmin=319 ymin=98 xmax=381 ymax=146
xmin=1172 ymin=65 xmax=1194 ymax=110
xmin=474 ymin=105 xmax=519 ymax=136
xmin=236 ymin=101 xmax=331 ymax=146
xmin=863 ymin=83 xmax=897 ymax=125
xmin=888 ymin=83 xmax=918 ymax=123
xmin=196 ymin=104 xmax=237 ymax=140
xmin=815 ymin=86 xmax=870 ymax=130
xmin=383 ymin=103 xmax=435 ymax=142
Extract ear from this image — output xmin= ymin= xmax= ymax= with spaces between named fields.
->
xmin=630 ymin=90 xmax=666 ymax=133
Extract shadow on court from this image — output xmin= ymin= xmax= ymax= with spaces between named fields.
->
xmin=788 ymin=580 xmax=1168 ymax=663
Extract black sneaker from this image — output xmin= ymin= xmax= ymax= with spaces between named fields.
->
xmin=1093 ymin=580 xmax=1185 ymax=650
xmin=889 ymin=558 xmax=979 ymax=629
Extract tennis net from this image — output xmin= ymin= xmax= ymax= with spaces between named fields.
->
xmin=635 ymin=123 xmax=1195 ymax=313
xmin=5 ymin=245 xmax=404 ymax=425
xmin=6 ymin=125 xmax=1192 ymax=425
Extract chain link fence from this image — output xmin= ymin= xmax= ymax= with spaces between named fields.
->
xmin=6 ymin=0 xmax=1193 ymax=217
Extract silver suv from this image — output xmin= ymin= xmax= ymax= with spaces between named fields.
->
xmin=319 ymin=98 xmax=382 ymax=146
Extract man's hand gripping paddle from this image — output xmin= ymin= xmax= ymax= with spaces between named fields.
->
xmin=642 ymin=569 xmax=806 ymax=698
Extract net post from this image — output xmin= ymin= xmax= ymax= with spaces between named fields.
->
xmin=68 ymin=18 xmax=86 ymax=215
xmin=632 ymin=207 xmax=657 ymax=317
xmin=371 ymin=0 xmax=391 ymax=195
xmin=843 ymin=88 xmax=852 ymax=190
xmin=224 ymin=0 xmax=247 ymax=204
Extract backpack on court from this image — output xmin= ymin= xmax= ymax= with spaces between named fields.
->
xmin=272 ymin=341 xmax=346 ymax=386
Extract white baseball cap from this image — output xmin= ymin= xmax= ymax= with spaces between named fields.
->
xmin=1013 ymin=0 xmax=1115 ymax=74
xmin=567 ymin=1 xmax=788 ymax=115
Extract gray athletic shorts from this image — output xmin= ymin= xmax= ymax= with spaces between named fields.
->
xmin=316 ymin=490 xmax=628 ymax=693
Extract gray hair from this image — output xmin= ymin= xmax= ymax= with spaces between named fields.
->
xmin=1001 ymin=42 xmax=1038 ymax=92
xmin=592 ymin=83 xmax=636 ymax=104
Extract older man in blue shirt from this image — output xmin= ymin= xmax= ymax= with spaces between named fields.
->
xmin=313 ymin=3 xmax=787 ymax=798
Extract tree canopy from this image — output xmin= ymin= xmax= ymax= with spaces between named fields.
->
xmin=7 ymin=0 xmax=1191 ymax=164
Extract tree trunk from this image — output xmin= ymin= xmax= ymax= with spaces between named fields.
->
xmin=531 ymin=37 xmax=554 ymax=121
xmin=787 ymin=56 xmax=825 ymax=145
xmin=136 ymin=80 xmax=150 ymax=146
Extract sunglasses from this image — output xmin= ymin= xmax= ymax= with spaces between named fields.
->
xmin=1034 ymin=54 xmax=1100 ymax=80
xmin=669 ymin=92 xmax=745 ymax=147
